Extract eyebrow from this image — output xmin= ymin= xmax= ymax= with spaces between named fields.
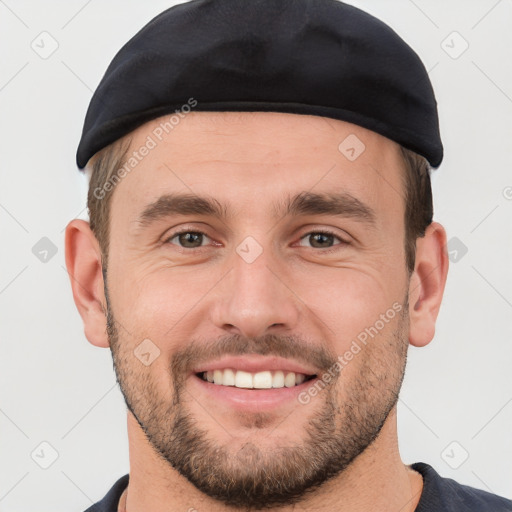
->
xmin=135 ymin=191 xmax=377 ymax=230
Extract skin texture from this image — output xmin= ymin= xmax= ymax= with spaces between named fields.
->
xmin=65 ymin=111 xmax=448 ymax=511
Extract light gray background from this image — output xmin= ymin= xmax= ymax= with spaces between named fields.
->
xmin=1 ymin=1 xmax=511 ymax=511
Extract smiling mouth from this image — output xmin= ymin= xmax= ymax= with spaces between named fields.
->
xmin=196 ymin=369 xmax=317 ymax=389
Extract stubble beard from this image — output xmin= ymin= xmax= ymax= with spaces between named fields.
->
xmin=105 ymin=286 xmax=410 ymax=510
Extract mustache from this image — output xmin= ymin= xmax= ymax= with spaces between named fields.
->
xmin=171 ymin=333 xmax=338 ymax=379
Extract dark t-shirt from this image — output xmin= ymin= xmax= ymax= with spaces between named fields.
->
xmin=83 ymin=462 xmax=512 ymax=511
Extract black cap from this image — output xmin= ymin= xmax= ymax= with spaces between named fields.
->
xmin=76 ymin=0 xmax=443 ymax=169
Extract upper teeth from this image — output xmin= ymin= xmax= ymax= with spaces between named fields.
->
xmin=201 ymin=369 xmax=310 ymax=389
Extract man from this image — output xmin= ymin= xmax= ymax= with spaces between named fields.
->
xmin=65 ymin=0 xmax=512 ymax=511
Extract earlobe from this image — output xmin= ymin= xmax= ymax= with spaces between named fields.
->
xmin=64 ymin=219 xmax=110 ymax=348
xmin=408 ymin=222 xmax=449 ymax=348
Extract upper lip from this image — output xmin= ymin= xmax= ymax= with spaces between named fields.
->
xmin=192 ymin=355 xmax=319 ymax=376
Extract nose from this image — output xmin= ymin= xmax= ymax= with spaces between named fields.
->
xmin=210 ymin=243 xmax=301 ymax=339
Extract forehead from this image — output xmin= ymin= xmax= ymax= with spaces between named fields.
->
xmin=110 ymin=111 xmax=405 ymax=227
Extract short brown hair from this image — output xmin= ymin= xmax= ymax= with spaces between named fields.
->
xmin=400 ymin=145 xmax=434 ymax=274
xmin=86 ymin=138 xmax=433 ymax=275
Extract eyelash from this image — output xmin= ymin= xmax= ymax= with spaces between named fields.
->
xmin=163 ymin=228 xmax=349 ymax=253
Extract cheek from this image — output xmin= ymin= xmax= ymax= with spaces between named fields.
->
xmin=111 ymin=267 xmax=209 ymax=353
xmin=330 ymin=309 xmax=408 ymax=396
xmin=304 ymin=263 xmax=405 ymax=338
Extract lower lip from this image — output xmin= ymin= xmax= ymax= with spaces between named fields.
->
xmin=189 ymin=374 xmax=318 ymax=412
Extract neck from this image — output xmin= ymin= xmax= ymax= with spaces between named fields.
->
xmin=123 ymin=407 xmax=423 ymax=512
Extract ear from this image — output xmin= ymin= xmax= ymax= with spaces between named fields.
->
xmin=408 ymin=222 xmax=449 ymax=347
xmin=64 ymin=219 xmax=109 ymax=348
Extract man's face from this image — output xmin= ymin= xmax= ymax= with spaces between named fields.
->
xmin=104 ymin=112 xmax=411 ymax=508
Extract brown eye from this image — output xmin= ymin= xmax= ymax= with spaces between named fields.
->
xmin=166 ymin=231 xmax=211 ymax=249
xmin=298 ymin=230 xmax=347 ymax=250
